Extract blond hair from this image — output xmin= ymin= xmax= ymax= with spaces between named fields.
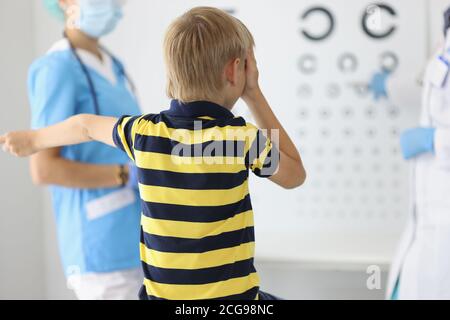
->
xmin=164 ymin=7 xmax=254 ymax=103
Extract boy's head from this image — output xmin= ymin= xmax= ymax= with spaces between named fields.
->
xmin=164 ymin=7 xmax=255 ymax=107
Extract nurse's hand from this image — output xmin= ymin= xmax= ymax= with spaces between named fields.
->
xmin=126 ymin=163 xmax=139 ymax=190
xmin=400 ymin=127 xmax=436 ymax=160
xmin=0 ymin=130 xmax=39 ymax=157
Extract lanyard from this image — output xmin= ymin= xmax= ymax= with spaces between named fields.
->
xmin=65 ymin=35 xmax=137 ymax=116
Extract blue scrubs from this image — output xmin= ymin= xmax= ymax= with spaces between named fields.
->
xmin=28 ymin=45 xmax=141 ymax=275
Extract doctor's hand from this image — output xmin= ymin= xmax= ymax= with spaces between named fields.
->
xmin=0 ymin=130 xmax=39 ymax=157
xmin=400 ymin=127 xmax=436 ymax=160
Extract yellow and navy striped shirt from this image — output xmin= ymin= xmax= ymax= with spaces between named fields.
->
xmin=113 ymin=100 xmax=279 ymax=300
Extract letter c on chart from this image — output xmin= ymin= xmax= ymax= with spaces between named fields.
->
xmin=362 ymin=3 xmax=397 ymax=39
xmin=300 ymin=6 xmax=335 ymax=41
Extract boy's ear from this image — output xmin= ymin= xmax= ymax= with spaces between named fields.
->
xmin=224 ymin=58 xmax=241 ymax=86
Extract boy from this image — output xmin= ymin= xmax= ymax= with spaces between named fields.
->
xmin=1 ymin=7 xmax=306 ymax=300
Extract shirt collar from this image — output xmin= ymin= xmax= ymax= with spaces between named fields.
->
xmin=165 ymin=100 xmax=234 ymax=119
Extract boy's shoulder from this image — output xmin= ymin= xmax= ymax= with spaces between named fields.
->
xmin=243 ymin=121 xmax=259 ymax=131
xmin=136 ymin=112 xmax=255 ymax=130
xmin=128 ymin=113 xmax=261 ymax=148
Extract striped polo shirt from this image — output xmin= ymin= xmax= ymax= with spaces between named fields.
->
xmin=113 ymin=100 xmax=279 ymax=300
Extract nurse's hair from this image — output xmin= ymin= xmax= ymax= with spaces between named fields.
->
xmin=164 ymin=7 xmax=254 ymax=103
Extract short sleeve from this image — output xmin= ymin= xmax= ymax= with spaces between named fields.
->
xmin=245 ymin=124 xmax=280 ymax=178
xmin=113 ymin=115 xmax=142 ymax=161
xmin=28 ymin=57 xmax=77 ymax=130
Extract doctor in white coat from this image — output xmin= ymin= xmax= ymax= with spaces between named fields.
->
xmin=387 ymin=7 xmax=450 ymax=300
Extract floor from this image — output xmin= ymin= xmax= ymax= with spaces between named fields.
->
xmin=256 ymin=261 xmax=387 ymax=300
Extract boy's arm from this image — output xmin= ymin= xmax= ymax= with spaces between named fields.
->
xmin=0 ymin=114 xmax=117 ymax=157
xmin=243 ymin=50 xmax=306 ymax=189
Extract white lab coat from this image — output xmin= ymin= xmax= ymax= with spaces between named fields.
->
xmin=387 ymin=47 xmax=450 ymax=299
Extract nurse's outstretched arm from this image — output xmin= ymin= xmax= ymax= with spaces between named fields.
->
xmin=0 ymin=114 xmax=117 ymax=157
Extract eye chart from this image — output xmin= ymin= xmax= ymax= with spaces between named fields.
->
xmin=110 ymin=0 xmax=429 ymax=264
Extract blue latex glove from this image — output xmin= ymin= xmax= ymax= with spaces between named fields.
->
xmin=400 ymin=127 xmax=436 ymax=160
xmin=126 ymin=163 xmax=139 ymax=190
xmin=368 ymin=69 xmax=390 ymax=101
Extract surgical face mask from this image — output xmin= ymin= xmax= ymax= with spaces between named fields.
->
xmin=78 ymin=0 xmax=124 ymax=38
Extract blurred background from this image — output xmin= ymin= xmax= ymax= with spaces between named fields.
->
xmin=0 ymin=0 xmax=448 ymax=299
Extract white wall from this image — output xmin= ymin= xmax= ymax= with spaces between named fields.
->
xmin=0 ymin=0 xmax=44 ymax=299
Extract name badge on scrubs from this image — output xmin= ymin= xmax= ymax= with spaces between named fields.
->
xmin=427 ymin=56 xmax=449 ymax=88
xmin=86 ymin=188 xmax=136 ymax=221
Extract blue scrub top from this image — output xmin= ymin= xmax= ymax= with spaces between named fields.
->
xmin=28 ymin=43 xmax=142 ymax=275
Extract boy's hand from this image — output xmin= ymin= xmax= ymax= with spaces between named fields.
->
xmin=242 ymin=49 xmax=262 ymax=103
xmin=0 ymin=131 xmax=39 ymax=157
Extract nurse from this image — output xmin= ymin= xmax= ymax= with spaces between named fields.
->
xmin=29 ymin=0 xmax=142 ymax=299
xmin=387 ymin=7 xmax=450 ymax=300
